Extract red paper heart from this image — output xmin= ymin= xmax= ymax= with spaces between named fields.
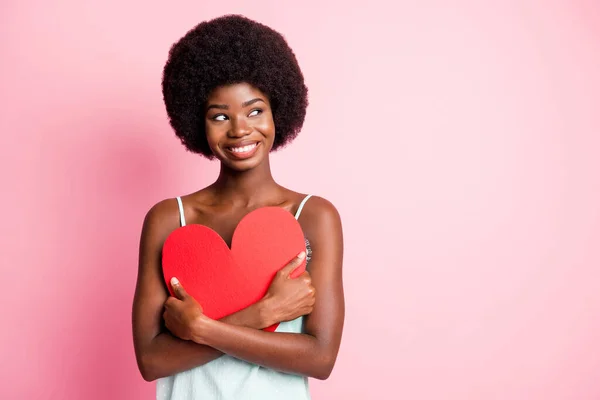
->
xmin=162 ymin=206 xmax=307 ymax=332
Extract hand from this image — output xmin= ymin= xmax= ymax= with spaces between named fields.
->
xmin=263 ymin=251 xmax=316 ymax=324
xmin=163 ymin=277 xmax=209 ymax=342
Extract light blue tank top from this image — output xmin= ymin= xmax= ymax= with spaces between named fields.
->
xmin=157 ymin=195 xmax=313 ymax=400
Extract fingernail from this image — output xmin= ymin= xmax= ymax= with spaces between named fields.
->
xmin=298 ymin=251 xmax=306 ymax=259
xmin=171 ymin=277 xmax=179 ymax=285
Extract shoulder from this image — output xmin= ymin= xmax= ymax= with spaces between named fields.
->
xmin=144 ymin=198 xmax=179 ymax=226
xmin=298 ymin=195 xmax=343 ymax=241
xmin=140 ymin=198 xmax=181 ymax=247
xmin=301 ymin=195 xmax=340 ymax=221
xmin=143 ymin=188 xmax=212 ymax=231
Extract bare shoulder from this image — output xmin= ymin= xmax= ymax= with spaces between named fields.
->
xmin=141 ymin=198 xmax=182 ymax=248
xmin=302 ymin=195 xmax=340 ymax=219
xmin=298 ymin=195 xmax=343 ymax=240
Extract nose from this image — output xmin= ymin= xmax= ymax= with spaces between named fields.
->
xmin=228 ymin=117 xmax=252 ymax=138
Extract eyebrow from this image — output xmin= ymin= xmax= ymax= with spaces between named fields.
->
xmin=206 ymin=98 xmax=266 ymax=111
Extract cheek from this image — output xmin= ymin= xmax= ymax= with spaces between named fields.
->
xmin=204 ymin=125 xmax=220 ymax=148
xmin=256 ymin=116 xmax=276 ymax=137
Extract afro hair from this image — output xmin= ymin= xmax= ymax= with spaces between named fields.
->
xmin=162 ymin=14 xmax=309 ymax=158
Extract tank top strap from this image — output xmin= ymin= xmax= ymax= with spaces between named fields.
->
xmin=176 ymin=196 xmax=186 ymax=227
xmin=294 ymin=194 xmax=313 ymax=220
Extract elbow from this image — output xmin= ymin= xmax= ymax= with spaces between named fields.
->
xmin=313 ymin=370 xmax=332 ymax=381
xmin=137 ymin=353 xmax=160 ymax=382
xmin=311 ymin=354 xmax=336 ymax=381
xmin=140 ymin=369 xmax=157 ymax=383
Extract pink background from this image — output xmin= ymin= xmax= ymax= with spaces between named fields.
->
xmin=2 ymin=1 xmax=600 ymax=399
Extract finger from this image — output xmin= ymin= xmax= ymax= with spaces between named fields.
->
xmin=164 ymin=296 xmax=180 ymax=309
xmin=300 ymin=272 xmax=312 ymax=284
xmin=170 ymin=277 xmax=188 ymax=300
xmin=280 ymin=251 xmax=306 ymax=277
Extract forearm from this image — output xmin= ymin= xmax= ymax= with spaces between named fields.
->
xmin=140 ymin=331 xmax=220 ymax=381
xmin=197 ymin=318 xmax=334 ymax=380
xmin=140 ymin=301 xmax=273 ymax=381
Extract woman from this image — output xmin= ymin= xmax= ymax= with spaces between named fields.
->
xmin=132 ymin=14 xmax=345 ymax=400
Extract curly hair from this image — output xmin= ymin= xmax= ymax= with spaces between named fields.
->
xmin=162 ymin=15 xmax=309 ymax=158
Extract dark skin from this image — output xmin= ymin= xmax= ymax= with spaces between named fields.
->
xmin=132 ymin=82 xmax=345 ymax=382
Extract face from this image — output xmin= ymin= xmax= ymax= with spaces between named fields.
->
xmin=204 ymin=82 xmax=275 ymax=171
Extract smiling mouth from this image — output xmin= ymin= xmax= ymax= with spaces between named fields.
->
xmin=225 ymin=142 xmax=260 ymax=159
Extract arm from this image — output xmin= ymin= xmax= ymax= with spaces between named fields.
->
xmin=132 ymin=201 xmax=274 ymax=381
xmin=133 ymin=200 xmax=316 ymax=381
xmin=183 ymin=197 xmax=345 ymax=380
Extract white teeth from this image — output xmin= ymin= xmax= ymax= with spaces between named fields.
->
xmin=231 ymin=143 xmax=257 ymax=153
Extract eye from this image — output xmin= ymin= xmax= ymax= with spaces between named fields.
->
xmin=248 ymin=108 xmax=263 ymax=117
xmin=211 ymin=114 xmax=228 ymax=121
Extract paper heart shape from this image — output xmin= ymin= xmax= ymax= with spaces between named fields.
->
xmin=162 ymin=206 xmax=307 ymax=332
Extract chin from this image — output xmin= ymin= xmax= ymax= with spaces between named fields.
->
xmin=223 ymin=159 xmax=261 ymax=172
xmin=218 ymin=152 xmax=267 ymax=172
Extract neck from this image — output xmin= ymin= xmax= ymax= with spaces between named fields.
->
xmin=212 ymin=157 xmax=281 ymax=206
